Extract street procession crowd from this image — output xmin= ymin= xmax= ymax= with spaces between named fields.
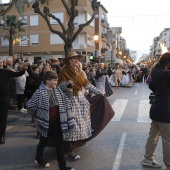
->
xmin=0 ymin=51 xmax=170 ymax=170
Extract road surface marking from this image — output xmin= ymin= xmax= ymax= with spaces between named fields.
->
xmin=112 ymin=132 xmax=127 ymax=170
xmin=6 ymin=126 xmax=14 ymax=131
xmin=137 ymin=100 xmax=151 ymax=123
xmin=135 ymin=90 xmax=137 ymax=95
xmin=111 ymin=99 xmax=128 ymax=121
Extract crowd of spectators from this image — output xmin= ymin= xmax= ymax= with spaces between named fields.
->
xmin=2 ymin=55 xmax=151 ymax=115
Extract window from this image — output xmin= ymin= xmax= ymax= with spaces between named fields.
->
xmin=1 ymin=37 xmax=9 ymax=47
xmin=102 ymin=14 xmax=105 ymax=20
xmin=27 ymin=0 xmax=35 ymax=3
xmin=50 ymin=12 xmax=64 ymax=24
xmin=30 ymin=34 xmax=39 ymax=46
xmin=87 ymin=13 xmax=94 ymax=27
xmin=20 ymin=36 xmax=28 ymax=46
xmin=72 ymin=37 xmax=79 ymax=49
xmin=19 ymin=16 xmax=28 ymax=26
xmin=30 ymin=15 xmax=39 ymax=26
xmin=74 ymin=11 xmax=85 ymax=26
xmin=50 ymin=34 xmax=64 ymax=44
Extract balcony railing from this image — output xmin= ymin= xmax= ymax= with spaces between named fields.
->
xmin=101 ymin=48 xmax=108 ymax=53
xmin=101 ymin=19 xmax=108 ymax=28
xmin=72 ymin=43 xmax=87 ymax=49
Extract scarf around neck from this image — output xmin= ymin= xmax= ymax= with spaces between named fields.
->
xmin=59 ymin=64 xmax=89 ymax=96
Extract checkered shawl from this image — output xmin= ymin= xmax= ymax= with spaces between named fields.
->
xmin=26 ymin=83 xmax=75 ymax=138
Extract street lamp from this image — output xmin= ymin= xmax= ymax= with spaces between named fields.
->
xmin=20 ymin=38 xmax=29 ymax=60
xmin=94 ymin=33 xmax=99 ymax=61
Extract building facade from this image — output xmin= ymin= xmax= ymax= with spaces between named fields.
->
xmin=0 ymin=0 xmax=96 ymax=63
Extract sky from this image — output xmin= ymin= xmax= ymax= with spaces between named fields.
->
xmin=100 ymin=0 xmax=170 ymax=54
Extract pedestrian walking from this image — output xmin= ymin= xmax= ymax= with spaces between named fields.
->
xmin=27 ymin=71 xmax=75 ymax=170
xmin=142 ymin=52 xmax=170 ymax=169
xmin=0 ymin=57 xmax=27 ymax=144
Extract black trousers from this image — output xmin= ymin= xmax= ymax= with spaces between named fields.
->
xmin=36 ymin=120 xmax=66 ymax=169
xmin=16 ymin=94 xmax=24 ymax=110
xmin=0 ymin=97 xmax=9 ymax=137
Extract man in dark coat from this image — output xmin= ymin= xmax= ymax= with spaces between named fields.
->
xmin=0 ymin=57 xmax=27 ymax=144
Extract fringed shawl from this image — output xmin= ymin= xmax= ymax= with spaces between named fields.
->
xmin=59 ymin=64 xmax=89 ymax=96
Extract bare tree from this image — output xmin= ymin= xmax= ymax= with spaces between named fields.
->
xmin=32 ymin=0 xmax=100 ymax=56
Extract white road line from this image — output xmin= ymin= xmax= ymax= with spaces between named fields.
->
xmin=112 ymin=132 xmax=127 ymax=170
xmin=6 ymin=126 xmax=14 ymax=131
xmin=137 ymin=100 xmax=151 ymax=123
xmin=135 ymin=90 xmax=137 ymax=95
xmin=111 ymin=99 xmax=128 ymax=121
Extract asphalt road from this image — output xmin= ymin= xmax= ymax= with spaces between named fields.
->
xmin=0 ymin=82 xmax=166 ymax=170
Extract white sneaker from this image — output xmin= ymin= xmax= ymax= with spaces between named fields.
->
xmin=67 ymin=151 xmax=80 ymax=161
xmin=22 ymin=108 xmax=27 ymax=112
xmin=142 ymin=158 xmax=161 ymax=168
xmin=18 ymin=109 xmax=26 ymax=114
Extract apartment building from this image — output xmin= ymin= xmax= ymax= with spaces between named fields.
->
xmin=0 ymin=0 xmax=96 ymax=63
xmin=94 ymin=4 xmax=109 ymax=61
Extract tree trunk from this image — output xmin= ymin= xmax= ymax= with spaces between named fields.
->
xmin=9 ymin=29 xmax=14 ymax=56
xmin=64 ymin=40 xmax=72 ymax=57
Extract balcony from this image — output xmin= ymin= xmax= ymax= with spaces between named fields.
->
xmin=101 ymin=33 xmax=107 ymax=42
xmin=101 ymin=48 xmax=108 ymax=54
xmin=101 ymin=19 xmax=108 ymax=28
xmin=72 ymin=43 xmax=87 ymax=50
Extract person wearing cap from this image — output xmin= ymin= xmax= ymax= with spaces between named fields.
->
xmin=50 ymin=57 xmax=60 ymax=66
xmin=58 ymin=52 xmax=101 ymax=160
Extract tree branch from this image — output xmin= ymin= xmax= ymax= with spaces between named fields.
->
xmin=72 ymin=12 xmax=96 ymax=43
xmin=47 ymin=13 xmax=66 ymax=34
xmin=32 ymin=2 xmax=67 ymax=43
xmin=61 ymin=0 xmax=72 ymax=17
xmin=0 ymin=0 xmax=18 ymax=16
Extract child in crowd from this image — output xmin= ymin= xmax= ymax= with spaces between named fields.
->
xmin=27 ymin=71 xmax=75 ymax=170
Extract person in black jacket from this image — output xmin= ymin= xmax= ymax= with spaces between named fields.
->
xmin=27 ymin=63 xmax=51 ymax=87
xmin=0 ymin=57 xmax=27 ymax=144
xmin=142 ymin=52 xmax=170 ymax=169
xmin=25 ymin=66 xmax=40 ymax=122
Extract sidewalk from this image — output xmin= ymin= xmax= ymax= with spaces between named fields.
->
xmin=8 ymin=109 xmax=28 ymax=124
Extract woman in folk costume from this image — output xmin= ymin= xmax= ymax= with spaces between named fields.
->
xmin=58 ymin=52 xmax=115 ymax=161
xmin=96 ymin=63 xmax=113 ymax=97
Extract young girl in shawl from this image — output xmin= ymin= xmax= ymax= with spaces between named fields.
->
xmin=27 ymin=71 xmax=75 ymax=170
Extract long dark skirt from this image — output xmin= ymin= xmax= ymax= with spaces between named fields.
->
xmin=47 ymin=94 xmax=115 ymax=149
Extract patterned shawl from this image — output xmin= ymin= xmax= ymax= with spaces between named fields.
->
xmin=59 ymin=64 xmax=89 ymax=96
xmin=27 ymin=83 xmax=75 ymax=138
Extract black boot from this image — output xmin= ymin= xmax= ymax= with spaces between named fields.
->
xmin=35 ymin=157 xmax=50 ymax=168
xmin=0 ymin=136 xmax=5 ymax=144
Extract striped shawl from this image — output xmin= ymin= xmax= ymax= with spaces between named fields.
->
xmin=26 ymin=83 xmax=75 ymax=139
